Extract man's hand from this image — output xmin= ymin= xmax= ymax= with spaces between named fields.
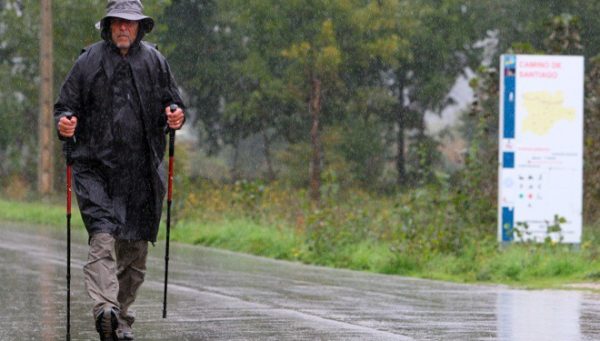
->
xmin=58 ymin=115 xmax=78 ymax=138
xmin=166 ymin=105 xmax=184 ymax=130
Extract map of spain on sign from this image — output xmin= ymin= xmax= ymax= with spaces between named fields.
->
xmin=499 ymin=55 xmax=584 ymax=244
xmin=522 ymin=91 xmax=576 ymax=136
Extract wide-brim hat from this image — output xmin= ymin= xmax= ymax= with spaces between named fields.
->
xmin=96 ymin=0 xmax=154 ymax=33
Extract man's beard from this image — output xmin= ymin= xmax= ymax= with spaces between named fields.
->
xmin=117 ymin=41 xmax=131 ymax=49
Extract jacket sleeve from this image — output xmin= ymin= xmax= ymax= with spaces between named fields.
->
xmin=54 ymin=58 xmax=84 ymax=141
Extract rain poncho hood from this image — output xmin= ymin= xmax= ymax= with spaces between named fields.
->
xmin=97 ymin=0 xmax=155 ymax=40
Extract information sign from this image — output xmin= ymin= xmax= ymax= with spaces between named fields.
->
xmin=498 ymin=54 xmax=584 ymax=243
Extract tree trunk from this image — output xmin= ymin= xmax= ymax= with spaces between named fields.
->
xmin=396 ymin=79 xmax=406 ymax=186
xmin=38 ymin=0 xmax=54 ymax=196
xmin=414 ymin=120 xmax=428 ymax=183
xmin=262 ymin=130 xmax=276 ymax=182
xmin=309 ymin=77 xmax=322 ymax=203
xmin=231 ymin=139 xmax=241 ymax=182
xmin=396 ymin=109 xmax=406 ymax=186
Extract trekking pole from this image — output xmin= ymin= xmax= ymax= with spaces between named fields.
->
xmin=64 ymin=112 xmax=75 ymax=341
xmin=163 ymin=104 xmax=177 ymax=318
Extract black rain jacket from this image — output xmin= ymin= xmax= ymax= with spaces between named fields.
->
xmin=54 ymin=39 xmax=184 ymax=243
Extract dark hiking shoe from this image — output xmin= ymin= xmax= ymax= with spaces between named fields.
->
xmin=95 ymin=307 xmax=118 ymax=341
xmin=115 ymin=326 xmax=135 ymax=340
xmin=116 ymin=311 xmax=135 ymax=340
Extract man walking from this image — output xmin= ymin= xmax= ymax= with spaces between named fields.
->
xmin=54 ymin=1 xmax=185 ymax=340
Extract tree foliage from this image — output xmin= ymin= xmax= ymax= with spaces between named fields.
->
xmin=5 ymin=0 xmax=600 ymax=224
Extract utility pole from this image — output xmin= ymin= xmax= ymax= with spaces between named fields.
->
xmin=38 ymin=0 xmax=54 ymax=195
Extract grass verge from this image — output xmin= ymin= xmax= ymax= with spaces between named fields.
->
xmin=2 ymin=197 xmax=599 ymax=289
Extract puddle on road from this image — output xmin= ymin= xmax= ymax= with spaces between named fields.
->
xmin=496 ymin=290 xmax=583 ymax=341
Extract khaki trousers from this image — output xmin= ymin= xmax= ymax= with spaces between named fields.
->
xmin=83 ymin=233 xmax=148 ymax=325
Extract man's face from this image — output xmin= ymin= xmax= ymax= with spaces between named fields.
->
xmin=110 ymin=18 xmax=139 ymax=54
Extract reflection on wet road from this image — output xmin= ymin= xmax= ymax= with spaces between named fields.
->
xmin=1 ymin=222 xmax=600 ymax=340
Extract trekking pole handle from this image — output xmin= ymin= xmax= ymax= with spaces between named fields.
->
xmin=167 ymin=104 xmax=177 ymax=202
xmin=169 ymin=104 xmax=177 ymax=156
xmin=64 ymin=112 xmax=75 ymax=165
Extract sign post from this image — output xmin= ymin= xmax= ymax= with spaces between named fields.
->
xmin=499 ymin=54 xmax=584 ymax=244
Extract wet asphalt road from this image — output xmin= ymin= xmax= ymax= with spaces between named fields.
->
xmin=1 ymin=222 xmax=600 ymax=340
